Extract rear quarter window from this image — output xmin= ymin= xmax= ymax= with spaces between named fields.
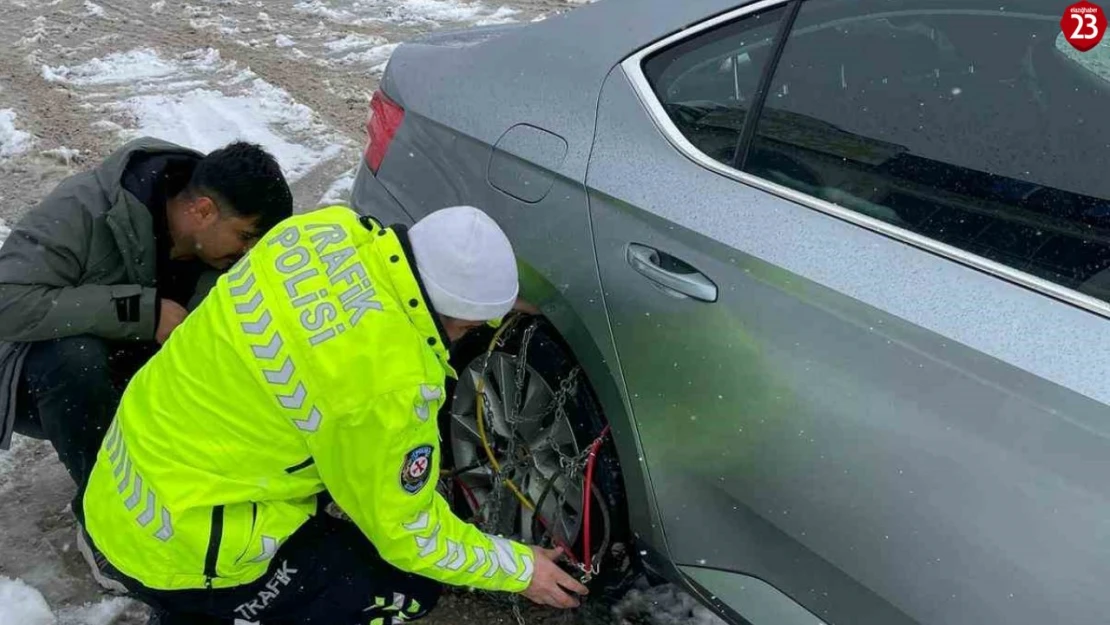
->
xmin=642 ymin=6 xmax=788 ymax=167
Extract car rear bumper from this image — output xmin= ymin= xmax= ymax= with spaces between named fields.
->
xmin=350 ymin=158 xmax=415 ymax=227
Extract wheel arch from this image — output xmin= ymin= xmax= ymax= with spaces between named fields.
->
xmin=509 ymin=260 xmax=683 ymax=586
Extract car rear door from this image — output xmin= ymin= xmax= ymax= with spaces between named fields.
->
xmin=587 ymin=2 xmax=1110 ymax=624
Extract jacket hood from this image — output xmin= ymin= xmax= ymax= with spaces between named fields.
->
xmin=94 ymin=137 xmax=205 ymax=265
xmin=95 ymin=137 xmax=205 ymax=200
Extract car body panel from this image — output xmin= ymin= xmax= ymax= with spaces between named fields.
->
xmin=680 ymin=565 xmax=825 ymax=625
xmin=487 ymin=124 xmax=568 ymax=203
xmin=586 ymin=41 xmax=1110 ymax=624
xmin=350 ymin=1 xmax=1110 ymax=624
xmin=378 ymin=0 xmax=752 ymax=181
xmin=351 ymin=156 xmax=415 ymax=226
xmin=366 ymin=103 xmax=674 ymax=560
xmin=355 ymin=0 xmax=767 ymax=570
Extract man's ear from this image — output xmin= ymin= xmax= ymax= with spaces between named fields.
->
xmin=189 ymin=195 xmax=220 ymax=224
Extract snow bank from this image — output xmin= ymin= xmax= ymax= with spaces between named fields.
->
xmin=0 ymin=109 xmax=33 ymax=159
xmin=293 ymin=0 xmax=354 ymax=22
xmin=116 ymin=80 xmax=343 ymax=181
xmin=613 ymin=583 xmax=727 ymax=625
xmin=42 ymin=48 xmax=349 ymax=183
xmin=189 ymin=12 xmax=242 ymax=36
xmin=0 ymin=219 xmax=9 ymax=248
xmin=42 ymin=146 xmax=81 ymax=166
xmin=43 ymin=48 xmax=222 ymax=86
xmin=475 ymin=6 xmax=520 ymax=26
xmin=324 ymin=33 xmax=389 ymax=53
xmin=321 ymin=33 xmax=397 ymax=71
xmin=0 ymin=576 xmax=138 ymax=625
xmin=319 ymin=167 xmax=357 ymax=206
xmin=296 ymin=0 xmax=518 ymax=27
xmin=372 ymin=0 xmax=518 ymax=25
xmin=19 ymin=16 xmax=49 ymax=47
xmin=338 ymin=43 xmax=399 ymax=68
xmin=56 ymin=597 xmax=134 ymax=625
xmin=0 ymin=577 xmax=54 ymax=625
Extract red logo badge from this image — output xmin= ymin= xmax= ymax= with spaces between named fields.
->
xmin=1062 ymin=1 xmax=1107 ymax=52
xmin=400 ymin=445 xmax=434 ymax=494
xmin=408 ymin=456 xmax=428 ymax=478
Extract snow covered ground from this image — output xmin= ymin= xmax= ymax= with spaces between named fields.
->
xmin=292 ymin=0 xmax=521 ymax=27
xmin=0 ymin=576 xmax=132 ymax=625
xmin=0 ymin=0 xmax=575 ymax=216
xmin=0 ymin=1 xmax=723 ymax=624
xmin=0 ymin=109 xmax=33 ymax=159
xmin=318 ymin=165 xmax=358 ymax=206
xmin=42 ymin=47 xmax=349 ymax=183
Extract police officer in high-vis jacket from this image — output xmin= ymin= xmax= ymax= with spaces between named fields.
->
xmin=78 ymin=204 xmax=589 ymax=624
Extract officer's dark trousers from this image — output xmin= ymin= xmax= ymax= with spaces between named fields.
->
xmin=15 ymin=336 xmax=157 ymax=498
xmin=97 ymin=511 xmax=442 ymax=625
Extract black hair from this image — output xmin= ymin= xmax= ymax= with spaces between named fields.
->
xmin=185 ymin=141 xmax=293 ymax=234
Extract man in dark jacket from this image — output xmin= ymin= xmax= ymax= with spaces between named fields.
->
xmin=0 ymin=137 xmax=293 ymax=498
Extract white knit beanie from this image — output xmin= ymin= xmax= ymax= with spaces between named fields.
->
xmin=408 ymin=206 xmax=519 ymax=321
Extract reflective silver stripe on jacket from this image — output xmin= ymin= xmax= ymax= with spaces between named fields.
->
xmin=104 ymin=418 xmax=174 ymax=542
xmin=225 ymin=256 xmax=323 ymax=433
xmin=402 ymin=511 xmax=534 ymax=581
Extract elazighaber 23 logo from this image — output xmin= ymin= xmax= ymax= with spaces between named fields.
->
xmin=1062 ymin=1 xmax=1108 ymax=52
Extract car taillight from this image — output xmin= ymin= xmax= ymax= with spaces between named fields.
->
xmin=365 ymin=89 xmax=405 ymax=174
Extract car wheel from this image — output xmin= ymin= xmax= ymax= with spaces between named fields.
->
xmin=440 ymin=316 xmax=634 ymax=594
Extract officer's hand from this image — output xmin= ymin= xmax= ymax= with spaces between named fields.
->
xmin=156 ymin=299 xmax=188 ymax=344
xmin=520 ymin=546 xmax=588 ymax=609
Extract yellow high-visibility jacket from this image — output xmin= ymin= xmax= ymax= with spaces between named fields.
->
xmin=82 ymin=206 xmax=535 ymax=593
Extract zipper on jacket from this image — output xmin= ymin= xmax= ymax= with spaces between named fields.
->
xmin=204 ymin=505 xmax=225 ymax=589
xmin=284 ymin=457 xmax=315 ymax=473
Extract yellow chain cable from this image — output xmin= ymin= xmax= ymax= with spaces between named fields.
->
xmin=470 ymin=314 xmax=586 ymax=565
xmin=475 ymin=313 xmax=537 ymax=512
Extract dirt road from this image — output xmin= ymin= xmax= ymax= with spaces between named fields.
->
xmin=0 ymin=1 xmax=721 ymax=624
xmin=0 ymin=0 xmax=568 ymax=219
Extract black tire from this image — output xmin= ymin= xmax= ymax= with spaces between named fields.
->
xmin=439 ymin=316 xmax=634 ymax=594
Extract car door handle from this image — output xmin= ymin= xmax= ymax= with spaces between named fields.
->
xmin=627 ymin=243 xmax=718 ymax=303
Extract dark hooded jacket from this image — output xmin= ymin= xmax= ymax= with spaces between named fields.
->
xmin=0 ymin=137 xmax=217 ymax=449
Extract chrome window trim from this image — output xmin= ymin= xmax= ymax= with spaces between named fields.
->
xmin=619 ymin=0 xmax=1110 ymax=320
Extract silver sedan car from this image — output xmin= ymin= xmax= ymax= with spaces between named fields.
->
xmin=350 ymin=1 xmax=1110 ymax=624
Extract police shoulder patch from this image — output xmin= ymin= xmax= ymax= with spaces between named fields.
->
xmin=400 ymin=445 xmax=434 ymax=494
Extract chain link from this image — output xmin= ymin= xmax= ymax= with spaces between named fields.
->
xmin=506 ymin=322 xmax=543 ymax=426
xmin=514 ymin=322 xmax=539 ymax=407
xmin=549 ymin=368 xmax=584 ymax=474
xmin=447 ymin=317 xmax=603 ymax=621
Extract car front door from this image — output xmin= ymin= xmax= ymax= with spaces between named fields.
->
xmin=588 ymin=2 xmax=1110 ymax=624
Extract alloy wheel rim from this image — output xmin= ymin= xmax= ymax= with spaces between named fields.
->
xmin=449 ymin=351 xmax=584 ymax=546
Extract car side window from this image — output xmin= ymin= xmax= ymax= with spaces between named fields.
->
xmin=741 ymin=0 xmax=1110 ymax=302
xmin=643 ymin=7 xmax=788 ymax=167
